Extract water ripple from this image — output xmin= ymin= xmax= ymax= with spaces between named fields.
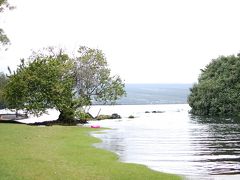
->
xmin=89 ymin=104 xmax=240 ymax=179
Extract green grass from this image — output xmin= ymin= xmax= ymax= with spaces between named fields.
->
xmin=0 ymin=124 xmax=182 ymax=180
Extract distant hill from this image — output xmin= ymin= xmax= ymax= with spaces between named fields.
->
xmin=116 ymin=84 xmax=192 ymax=105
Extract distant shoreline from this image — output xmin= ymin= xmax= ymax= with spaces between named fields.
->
xmin=115 ymin=84 xmax=191 ymax=105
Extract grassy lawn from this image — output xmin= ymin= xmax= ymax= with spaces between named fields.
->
xmin=0 ymin=124 xmax=182 ymax=180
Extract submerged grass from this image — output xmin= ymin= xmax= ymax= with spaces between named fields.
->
xmin=0 ymin=124 xmax=182 ymax=180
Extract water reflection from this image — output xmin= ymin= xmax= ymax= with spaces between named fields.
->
xmin=89 ymin=105 xmax=240 ymax=179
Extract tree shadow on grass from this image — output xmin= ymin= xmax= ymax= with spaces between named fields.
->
xmin=0 ymin=120 xmax=25 ymax=124
xmin=0 ymin=119 xmax=88 ymax=126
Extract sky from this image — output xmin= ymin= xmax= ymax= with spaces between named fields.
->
xmin=1 ymin=0 xmax=240 ymax=84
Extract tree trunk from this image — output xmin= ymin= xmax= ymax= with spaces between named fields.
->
xmin=58 ymin=108 xmax=75 ymax=124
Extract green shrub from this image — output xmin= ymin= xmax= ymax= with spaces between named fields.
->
xmin=75 ymin=110 xmax=93 ymax=120
xmin=188 ymin=54 xmax=240 ymax=116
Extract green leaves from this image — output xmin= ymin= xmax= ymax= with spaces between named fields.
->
xmin=4 ymin=49 xmax=74 ymax=116
xmin=0 ymin=0 xmax=14 ymax=12
xmin=0 ymin=29 xmax=10 ymax=49
xmin=188 ymin=54 xmax=240 ymax=116
xmin=4 ymin=46 xmax=126 ymax=121
xmin=0 ymin=72 xmax=8 ymax=109
xmin=0 ymin=1 xmax=14 ymax=50
xmin=73 ymin=46 xmax=126 ymax=105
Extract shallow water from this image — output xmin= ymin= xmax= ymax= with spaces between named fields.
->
xmin=88 ymin=104 xmax=240 ymax=179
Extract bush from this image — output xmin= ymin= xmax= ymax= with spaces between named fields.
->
xmin=188 ymin=54 xmax=240 ymax=116
xmin=75 ymin=110 xmax=93 ymax=120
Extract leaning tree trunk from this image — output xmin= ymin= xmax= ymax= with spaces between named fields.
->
xmin=58 ymin=108 xmax=75 ymax=125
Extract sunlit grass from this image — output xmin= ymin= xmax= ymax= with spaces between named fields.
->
xmin=0 ymin=124 xmax=182 ymax=180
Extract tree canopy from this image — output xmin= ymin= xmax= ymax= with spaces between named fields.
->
xmin=0 ymin=0 xmax=11 ymax=11
xmin=0 ymin=72 xmax=7 ymax=109
xmin=74 ymin=46 xmax=125 ymax=105
xmin=0 ymin=0 xmax=14 ymax=49
xmin=4 ymin=47 xmax=126 ymax=122
xmin=188 ymin=54 xmax=240 ymax=116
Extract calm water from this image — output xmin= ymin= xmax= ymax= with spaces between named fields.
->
xmin=88 ymin=104 xmax=240 ymax=179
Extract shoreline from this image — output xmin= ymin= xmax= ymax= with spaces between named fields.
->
xmin=1 ymin=104 xmax=240 ymax=179
xmin=89 ymin=127 xmax=184 ymax=179
xmin=91 ymin=127 xmax=240 ymax=180
xmin=0 ymin=123 xmax=182 ymax=179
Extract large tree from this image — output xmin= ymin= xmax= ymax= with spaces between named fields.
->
xmin=4 ymin=47 xmax=125 ymax=123
xmin=188 ymin=54 xmax=240 ymax=116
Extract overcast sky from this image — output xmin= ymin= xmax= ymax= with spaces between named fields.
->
xmin=1 ymin=0 xmax=240 ymax=84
